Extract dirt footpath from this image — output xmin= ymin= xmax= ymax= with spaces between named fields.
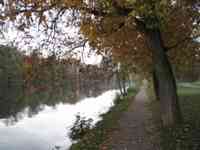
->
xmin=102 ymin=87 xmax=160 ymax=150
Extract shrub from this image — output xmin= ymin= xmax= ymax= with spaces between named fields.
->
xmin=69 ymin=115 xmax=93 ymax=140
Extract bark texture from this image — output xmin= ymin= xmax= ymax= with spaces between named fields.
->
xmin=147 ymin=28 xmax=182 ymax=127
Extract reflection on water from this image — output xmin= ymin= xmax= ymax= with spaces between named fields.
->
xmin=0 ymin=87 xmax=72 ymax=125
xmin=0 ymin=82 xmax=112 ymax=125
xmin=0 ymin=90 xmax=118 ymax=150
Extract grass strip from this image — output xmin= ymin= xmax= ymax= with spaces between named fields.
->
xmin=151 ymin=84 xmax=200 ymax=150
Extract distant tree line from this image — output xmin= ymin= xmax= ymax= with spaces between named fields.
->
xmin=0 ymin=45 xmax=116 ymax=96
xmin=0 ymin=45 xmax=117 ymax=122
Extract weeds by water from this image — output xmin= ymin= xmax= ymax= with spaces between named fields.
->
xmin=69 ymin=115 xmax=93 ymax=140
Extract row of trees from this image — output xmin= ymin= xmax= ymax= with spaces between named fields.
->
xmin=0 ymin=46 xmax=71 ymax=94
xmin=0 ymin=45 xmax=117 ymax=123
xmin=0 ymin=45 xmax=24 ymax=92
xmin=0 ymin=45 xmax=119 ymax=99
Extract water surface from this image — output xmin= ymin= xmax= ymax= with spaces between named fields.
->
xmin=0 ymin=90 xmax=118 ymax=150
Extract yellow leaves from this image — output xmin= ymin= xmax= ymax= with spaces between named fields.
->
xmin=61 ymin=0 xmax=83 ymax=8
xmin=24 ymin=11 xmax=32 ymax=18
xmin=80 ymin=22 xmax=98 ymax=44
xmin=79 ymin=10 xmax=154 ymax=73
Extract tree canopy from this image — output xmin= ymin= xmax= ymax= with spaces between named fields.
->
xmin=0 ymin=0 xmax=199 ymax=76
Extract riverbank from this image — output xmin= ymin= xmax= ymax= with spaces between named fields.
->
xmin=70 ymin=88 xmax=137 ymax=150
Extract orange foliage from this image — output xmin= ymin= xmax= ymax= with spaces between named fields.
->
xmin=0 ymin=0 xmax=199 ymax=76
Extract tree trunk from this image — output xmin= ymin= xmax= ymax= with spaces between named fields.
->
xmin=153 ymin=69 xmax=160 ymax=101
xmin=147 ymin=28 xmax=182 ymax=127
xmin=116 ymin=70 xmax=123 ymax=96
xmin=122 ymin=73 xmax=127 ymax=96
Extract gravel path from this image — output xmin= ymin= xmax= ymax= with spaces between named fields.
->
xmin=102 ymin=87 xmax=160 ymax=150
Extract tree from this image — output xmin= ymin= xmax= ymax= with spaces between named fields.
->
xmin=0 ymin=0 xmax=200 ymax=127
xmin=0 ymin=45 xmax=24 ymax=90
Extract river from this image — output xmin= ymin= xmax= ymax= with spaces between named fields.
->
xmin=0 ymin=89 xmax=118 ymax=150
